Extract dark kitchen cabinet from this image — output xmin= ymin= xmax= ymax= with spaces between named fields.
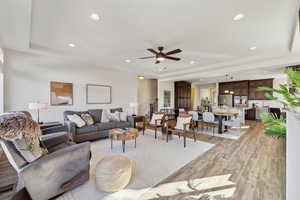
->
xmin=248 ymin=79 xmax=273 ymax=100
xmin=245 ymin=108 xmax=256 ymax=120
xmin=219 ymin=79 xmax=273 ymax=100
xmin=175 ymin=81 xmax=191 ymax=110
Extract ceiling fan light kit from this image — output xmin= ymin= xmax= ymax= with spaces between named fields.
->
xmin=138 ymin=46 xmax=182 ymax=64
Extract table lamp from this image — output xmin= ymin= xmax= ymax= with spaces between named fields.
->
xmin=28 ymin=102 xmax=49 ymax=124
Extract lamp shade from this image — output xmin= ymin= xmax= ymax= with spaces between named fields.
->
xmin=28 ymin=103 xmax=49 ymax=110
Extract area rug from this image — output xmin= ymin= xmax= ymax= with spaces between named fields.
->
xmin=196 ymin=126 xmax=249 ymax=140
xmin=56 ymin=130 xmax=214 ymax=200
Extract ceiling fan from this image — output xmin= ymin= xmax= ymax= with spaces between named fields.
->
xmin=138 ymin=46 xmax=182 ymax=64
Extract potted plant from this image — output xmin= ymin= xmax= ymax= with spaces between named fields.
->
xmin=260 ymin=113 xmax=286 ymax=138
xmin=257 ymin=69 xmax=300 ymax=116
xmin=257 ymin=69 xmax=300 ymax=138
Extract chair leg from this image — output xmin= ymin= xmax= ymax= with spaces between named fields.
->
xmin=184 ymin=135 xmax=186 ymax=148
xmin=143 ymin=125 xmax=145 ymax=135
xmin=193 ymin=130 xmax=196 ymax=142
xmin=155 ymin=127 xmax=157 ymax=139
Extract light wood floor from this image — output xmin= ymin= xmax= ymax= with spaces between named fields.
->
xmin=0 ymin=121 xmax=285 ymax=200
xmin=145 ymin=120 xmax=286 ymax=200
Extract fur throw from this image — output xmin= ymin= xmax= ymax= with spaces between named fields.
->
xmin=0 ymin=112 xmax=42 ymax=151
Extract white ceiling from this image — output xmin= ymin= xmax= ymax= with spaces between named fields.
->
xmin=1 ymin=0 xmax=300 ymax=82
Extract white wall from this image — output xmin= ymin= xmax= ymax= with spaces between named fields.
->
xmin=157 ymin=80 xmax=174 ymax=110
xmin=287 ymin=111 xmax=300 ymax=200
xmin=137 ymin=79 xmax=157 ymax=115
xmin=4 ymin=50 xmax=137 ymax=122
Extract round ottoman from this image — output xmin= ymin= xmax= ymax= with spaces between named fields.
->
xmin=95 ymin=155 xmax=132 ymax=192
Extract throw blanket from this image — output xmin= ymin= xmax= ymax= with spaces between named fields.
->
xmin=0 ymin=112 xmax=42 ymax=151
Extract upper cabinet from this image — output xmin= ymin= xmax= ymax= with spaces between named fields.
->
xmin=248 ymin=79 xmax=273 ymax=100
xmin=219 ymin=80 xmax=249 ymax=96
xmin=175 ymin=81 xmax=191 ymax=109
xmin=219 ymin=79 xmax=273 ymax=100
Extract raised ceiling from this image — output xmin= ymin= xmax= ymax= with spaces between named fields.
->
xmin=0 ymin=0 xmax=300 ymax=82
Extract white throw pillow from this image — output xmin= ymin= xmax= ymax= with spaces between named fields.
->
xmin=175 ymin=117 xmax=192 ymax=130
xmin=150 ymin=114 xmax=164 ymax=125
xmin=101 ymin=110 xmax=109 ymax=123
xmin=67 ymin=114 xmax=86 ymax=128
xmin=119 ymin=112 xmax=128 ymax=121
xmin=107 ymin=112 xmax=120 ymax=122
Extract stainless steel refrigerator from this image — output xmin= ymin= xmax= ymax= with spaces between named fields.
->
xmin=218 ymin=95 xmax=233 ymax=107
xmin=234 ymin=96 xmax=248 ymax=106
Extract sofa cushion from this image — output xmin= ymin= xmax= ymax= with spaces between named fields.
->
xmin=88 ymin=109 xmax=102 ymax=123
xmin=95 ymin=122 xmax=116 ymax=131
xmin=76 ymin=125 xmax=98 ymax=134
xmin=110 ymin=108 xmax=123 ymax=113
xmin=113 ymin=121 xmax=131 ymax=128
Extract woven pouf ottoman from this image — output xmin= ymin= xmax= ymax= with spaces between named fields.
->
xmin=95 ymin=155 xmax=132 ymax=192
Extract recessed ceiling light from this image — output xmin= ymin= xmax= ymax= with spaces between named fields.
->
xmin=190 ymin=61 xmax=195 ymax=65
xmin=90 ymin=13 xmax=100 ymax=21
xmin=250 ymin=46 xmax=257 ymax=50
xmin=137 ymin=76 xmax=145 ymax=80
xmin=233 ymin=13 xmax=245 ymax=21
xmin=125 ymin=59 xmax=131 ymax=63
xmin=68 ymin=43 xmax=75 ymax=47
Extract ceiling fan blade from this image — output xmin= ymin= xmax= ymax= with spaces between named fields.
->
xmin=155 ymin=60 xmax=160 ymax=64
xmin=138 ymin=56 xmax=156 ymax=59
xmin=165 ymin=56 xmax=181 ymax=61
xmin=165 ymin=49 xmax=182 ymax=55
xmin=147 ymin=49 xmax=158 ymax=55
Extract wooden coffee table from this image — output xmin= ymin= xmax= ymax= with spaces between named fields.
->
xmin=109 ymin=128 xmax=139 ymax=152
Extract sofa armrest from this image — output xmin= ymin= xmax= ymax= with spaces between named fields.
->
xmin=64 ymin=121 xmax=77 ymax=142
xmin=42 ymin=125 xmax=67 ymax=135
xmin=39 ymin=132 xmax=70 ymax=149
xmin=20 ymin=142 xmax=91 ymax=200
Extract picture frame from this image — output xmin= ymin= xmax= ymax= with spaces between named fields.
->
xmin=86 ymin=84 xmax=112 ymax=104
xmin=50 ymin=81 xmax=73 ymax=106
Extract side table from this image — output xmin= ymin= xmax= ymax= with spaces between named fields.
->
xmin=128 ymin=115 xmax=145 ymax=129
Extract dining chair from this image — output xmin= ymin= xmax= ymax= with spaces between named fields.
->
xmin=200 ymin=112 xmax=219 ymax=134
xmin=166 ymin=113 xmax=196 ymax=148
xmin=188 ymin=111 xmax=202 ymax=131
xmin=143 ymin=112 xmax=166 ymax=139
xmin=223 ymin=111 xmax=243 ymax=133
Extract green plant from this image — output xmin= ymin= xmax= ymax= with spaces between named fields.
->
xmin=260 ymin=113 xmax=286 ymax=138
xmin=257 ymin=69 xmax=300 ymax=111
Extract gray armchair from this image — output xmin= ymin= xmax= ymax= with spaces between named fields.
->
xmin=0 ymin=114 xmax=91 ymax=200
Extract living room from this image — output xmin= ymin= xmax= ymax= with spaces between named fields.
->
xmin=1 ymin=0 xmax=300 ymax=200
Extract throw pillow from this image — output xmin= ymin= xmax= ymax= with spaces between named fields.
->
xmin=101 ymin=110 xmax=110 ymax=123
xmin=175 ymin=116 xmax=192 ymax=130
xmin=81 ymin=113 xmax=94 ymax=126
xmin=107 ymin=112 xmax=120 ymax=122
xmin=119 ymin=112 xmax=128 ymax=121
xmin=110 ymin=107 xmax=123 ymax=113
xmin=88 ymin=109 xmax=102 ymax=123
xmin=150 ymin=114 xmax=164 ymax=125
xmin=67 ymin=114 xmax=86 ymax=128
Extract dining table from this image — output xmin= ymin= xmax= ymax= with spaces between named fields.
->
xmin=213 ymin=112 xmax=238 ymax=134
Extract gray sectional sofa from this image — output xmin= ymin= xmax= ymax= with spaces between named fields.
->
xmin=64 ymin=108 xmax=132 ymax=143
